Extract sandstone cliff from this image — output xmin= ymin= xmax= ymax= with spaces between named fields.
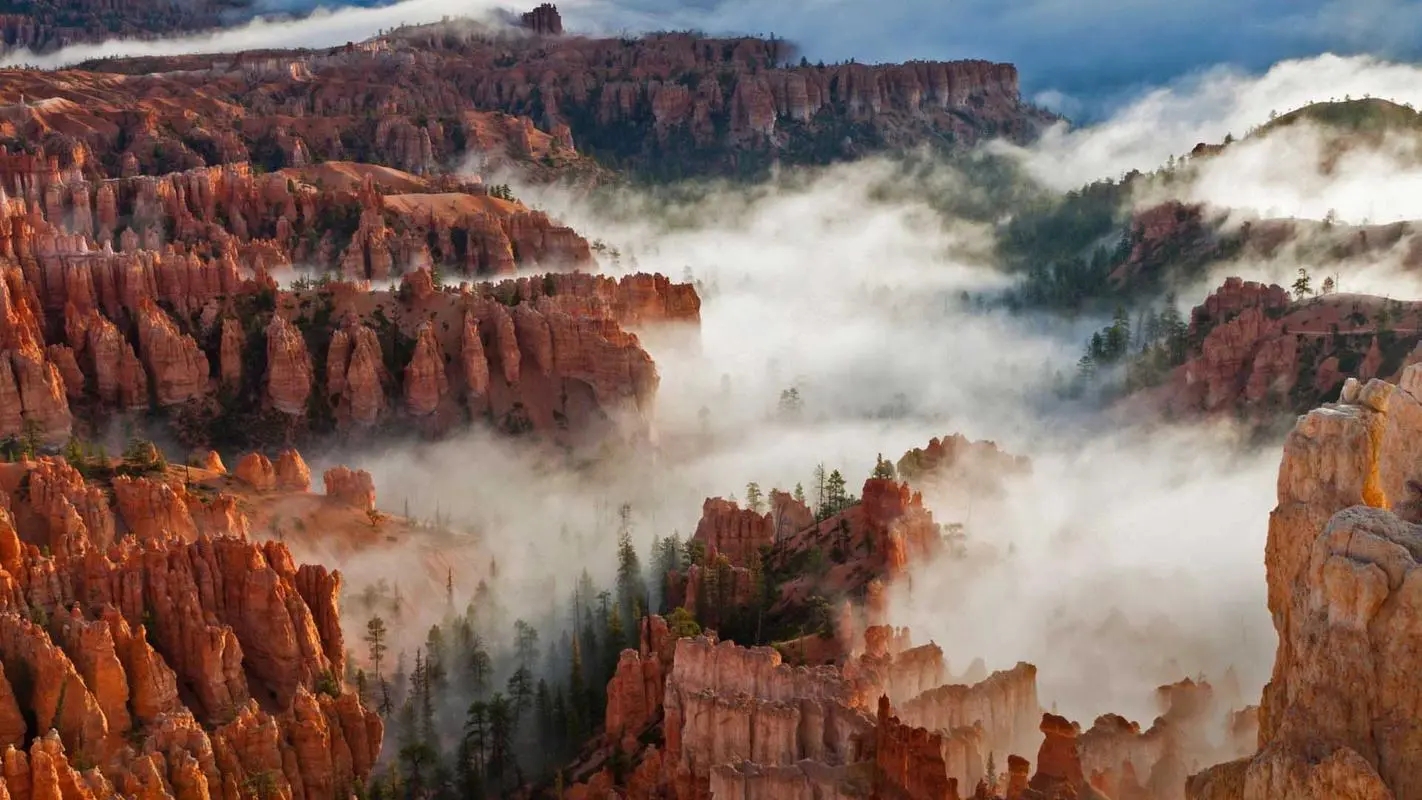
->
xmin=585 ymin=622 xmax=1048 ymax=800
xmin=1132 ymin=277 xmax=1422 ymax=420
xmin=0 ymin=152 xmax=692 ymax=449
xmin=1188 ymin=366 xmax=1422 ymax=799
xmin=17 ymin=14 xmax=1052 ymax=182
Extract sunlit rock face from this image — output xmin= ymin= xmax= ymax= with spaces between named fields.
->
xmin=0 ymin=453 xmax=383 ymax=798
xmin=1189 ymin=368 xmax=1422 ymax=799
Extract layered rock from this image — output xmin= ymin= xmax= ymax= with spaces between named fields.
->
xmin=0 ymin=452 xmax=383 ymax=798
xmin=322 ymin=467 xmax=376 ymax=512
xmin=325 ymin=320 xmax=386 ymax=427
xmin=234 ymin=452 xmax=277 ymax=491
xmin=1136 ymin=277 xmax=1422 ymax=419
xmin=1188 ymin=367 xmax=1422 ymax=799
xmin=875 ymin=694 xmax=966 ymax=800
xmin=264 ymin=315 xmax=312 ymax=416
xmin=898 ymin=663 xmax=1041 ymax=772
xmin=273 ymin=449 xmax=311 ymax=491
xmin=603 ymin=615 xmax=674 ymax=753
xmin=662 ymin=634 xmax=876 ymax=797
xmin=134 ymin=299 xmax=208 ymax=406
xmin=403 ymin=320 xmax=448 ymax=417
xmin=692 ymin=498 xmax=774 ymax=567
xmin=896 ymin=434 xmax=1032 ymax=495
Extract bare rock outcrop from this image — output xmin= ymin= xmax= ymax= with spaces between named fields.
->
xmin=112 ymin=475 xmax=198 ymax=543
xmin=691 ymin=498 xmax=774 ymax=568
xmin=403 ymin=321 xmax=448 ymax=417
xmin=604 ymin=615 xmax=673 ymax=753
xmin=135 ymin=299 xmax=208 ymax=406
xmin=1188 ymin=368 xmax=1422 ymax=799
xmin=264 ymin=315 xmax=312 ymax=415
xmin=273 ymin=449 xmax=311 ymax=491
xmin=325 ymin=320 xmax=386 ymax=426
xmin=875 ymin=694 xmax=965 ymax=800
xmin=322 ymin=466 xmax=376 ymax=512
xmin=234 ymin=452 xmax=276 ymax=491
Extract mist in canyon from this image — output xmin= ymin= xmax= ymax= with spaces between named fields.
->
xmin=281 ymin=149 xmax=1288 ymax=733
xmin=173 ymin=25 xmax=1422 ymax=750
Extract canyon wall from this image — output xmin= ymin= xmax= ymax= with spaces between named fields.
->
xmin=0 ymin=7 xmax=1050 ymax=181
xmin=0 ymin=160 xmax=694 ymax=447
xmin=1133 ymin=276 xmax=1422 ymax=420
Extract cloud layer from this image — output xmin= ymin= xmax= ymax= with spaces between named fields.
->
xmin=304 ymin=159 xmax=1281 ymax=724
xmin=1007 ymin=54 xmax=1422 ymax=190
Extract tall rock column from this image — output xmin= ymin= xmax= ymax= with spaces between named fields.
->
xmin=1189 ymin=371 xmax=1422 ymax=799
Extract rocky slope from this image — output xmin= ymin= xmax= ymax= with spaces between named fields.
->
xmin=1187 ymin=365 xmax=1422 ymax=799
xmin=665 ymin=476 xmax=944 ymax=653
xmin=0 ymin=449 xmax=383 ymax=798
xmin=1126 ymin=277 xmax=1422 ymax=420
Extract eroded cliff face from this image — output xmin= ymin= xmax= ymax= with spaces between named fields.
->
xmin=582 ymin=618 xmax=1052 ymax=800
xmin=0 ymin=159 xmax=692 ymax=448
xmin=0 ymin=453 xmax=382 ymax=799
xmin=380 ymin=20 xmax=1053 ymax=177
xmin=1188 ymin=367 xmax=1422 ymax=799
xmin=10 ymin=11 xmax=1051 ymax=182
xmin=1131 ymin=277 xmax=1422 ymax=420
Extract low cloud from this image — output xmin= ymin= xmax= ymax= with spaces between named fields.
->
xmin=312 ymin=157 xmax=1281 ymax=723
xmin=1006 ymin=54 xmax=1422 ymax=191
xmin=0 ymin=0 xmax=526 ymax=68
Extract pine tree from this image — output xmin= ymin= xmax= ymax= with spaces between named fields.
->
xmin=513 ymin=620 xmax=539 ymax=669
xmin=567 ymin=636 xmax=587 ymax=741
xmin=535 ymin=679 xmax=555 ymax=752
xmin=365 ymin=617 xmax=388 ymax=678
xmin=744 ymin=482 xmax=764 ymax=512
xmin=463 ymin=700 xmax=489 ymax=776
xmin=793 ymin=483 xmax=806 ymax=505
xmin=871 ymin=453 xmax=896 ymax=480
xmin=467 ymin=632 xmax=492 ymax=699
xmin=425 ymin=625 xmax=447 ymax=691
xmin=615 ymin=511 xmax=646 ymax=635
xmin=823 ymin=470 xmax=848 ymax=517
xmin=506 ymin=666 xmax=533 ymax=725
xmin=455 ymin=733 xmax=485 ymax=799
xmin=419 ymin=660 xmax=436 ymax=747
xmin=813 ymin=464 xmax=827 ymax=513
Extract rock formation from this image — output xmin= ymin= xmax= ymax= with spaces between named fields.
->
xmin=1188 ymin=366 xmax=1422 ymax=799
xmin=265 ymin=315 xmax=313 ymax=416
xmin=0 ymin=453 xmax=383 ymax=798
xmin=0 ymin=13 xmax=1052 ymax=185
xmin=273 ymin=449 xmax=311 ymax=491
xmin=1131 ymin=277 xmax=1422 ymax=420
xmin=234 ymin=452 xmax=277 ymax=491
xmin=322 ymin=467 xmax=376 ymax=512
xmin=586 ymin=622 xmax=1046 ymax=799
